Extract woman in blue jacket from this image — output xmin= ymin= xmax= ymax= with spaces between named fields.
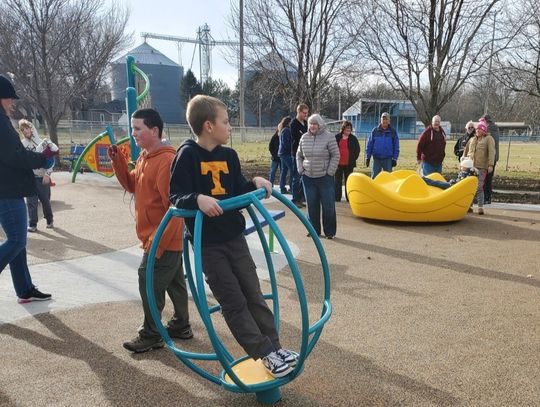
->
xmin=0 ymin=75 xmax=54 ymax=303
xmin=365 ymin=112 xmax=400 ymax=178
xmin=277 ymin=116 xmax=294 ymax=196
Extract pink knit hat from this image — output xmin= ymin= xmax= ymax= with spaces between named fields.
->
xmin=476 ymin=122 xmax=487 ymax=133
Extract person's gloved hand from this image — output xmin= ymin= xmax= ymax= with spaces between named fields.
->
xmin=107 ymin=144 xmax=118 ymax=159
xmin=42 ymin=145 xmax=58 ymax=158
xmin=365 ymin=158 xmax=370 ymax=167
xmin=392 ymin=159 xmax=397 ymax=167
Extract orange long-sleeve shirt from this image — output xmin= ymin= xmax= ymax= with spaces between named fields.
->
xmin=111 ymin=145 xmax=183 ymax=258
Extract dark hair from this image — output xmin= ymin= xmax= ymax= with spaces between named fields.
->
xmin=132 ymin=108 xmax=163 ymax=138
xmin=341 ymin=120 xmax=353 ymax=133
xmin=278 ymin=116 xmax=292 ymax=132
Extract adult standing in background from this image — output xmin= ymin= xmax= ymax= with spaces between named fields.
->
xmin=19 ymin=119 xmax=56 ymax=232
xmin=455 ymin=121 xmax=475 ymax=161
xmin=481 ymin=114 xmax=499 ymax=204
xmin=417 ymin=115 xmax=447 ymax=176
xmin=277 ymin=116 xmax=294 ymax=197
xmin=365 ymin=112 xmax=400 ymax=178
xmin=290 ymin=103 xmax=309 ymax=207
xmin=334 ymin=120 xmax=360 ymax=202
xmin=463 ymin=121 xmax=495 ymax=215
xmin=268 ymin=128 xmax=281 ymax=188
xmin=0 ymin=75 xmax=54 ymax=303
xmin=297 ymin=114 xmax=339 ymax=239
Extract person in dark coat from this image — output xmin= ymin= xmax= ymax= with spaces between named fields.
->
xmin=0 ymin=75 xmax=55 ymax=303
xmin=481 ymin=114 xmax=499 ymax=204
xmin=454 ymin=121 xmax=475 ymax=161
xmin=334 ymin=120 xmax=360 ymax=202
xmin=268 ymin=129 xmax=281 ymax=187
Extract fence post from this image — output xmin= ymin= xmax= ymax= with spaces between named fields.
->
xmin=505 ymin=134 xmax=512 ymax=171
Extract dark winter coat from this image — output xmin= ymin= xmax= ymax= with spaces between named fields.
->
xmin=0 ymin=108 xmax=47 ymax=198
xmin=268 ymin=131 xmax=279 ymax=161
xmin=335 ymin=132 xmax=361 ymax=168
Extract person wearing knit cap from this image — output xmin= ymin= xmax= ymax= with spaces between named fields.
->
xmin=296 ymin=114 xmax=340 ymax=239
xmin=0 ymin=74 xmax=55 ymax=303
xmin=462 ymin=120 xmax=496 ymax=214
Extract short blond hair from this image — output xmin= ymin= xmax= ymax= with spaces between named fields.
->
xmin=186 ymin=95 xmax=227 ymax=136
xmin=18 ymin=119 xmax=33 ymax=131
xmin=296 ymin=103 xmax=309 ymax=113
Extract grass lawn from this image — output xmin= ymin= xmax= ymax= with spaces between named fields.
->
xmin=234 ymin=139 xmax=540 ymax=180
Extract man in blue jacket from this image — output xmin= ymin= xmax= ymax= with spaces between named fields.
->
xmin=365 ymin=112 xmax=400 ymax=178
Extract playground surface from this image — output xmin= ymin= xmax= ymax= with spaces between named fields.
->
xmin=1 ymin=172 xmax=539 ymax=406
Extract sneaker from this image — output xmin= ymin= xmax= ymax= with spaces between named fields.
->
xmin=167 ymin=325 xmax=193 ymax=340
xmin=27 ymin=226 xmax=37 ymax=233
xmin=262 ymin=351 xmax=293 ymax=378
xmin=478 ymin=208 xmax=484 ymax=215
xmin=123 ymin=336 xmax=164 ymax=353
xmin=17 ymin=287 xmax=52 ymax=303
xmin=325 ymin=235 xmax=335 ymax=240
xmin=46 ymin=222 xmax=54 ymax=229
xmin=276 ymin=348 xmax=298 ymax=367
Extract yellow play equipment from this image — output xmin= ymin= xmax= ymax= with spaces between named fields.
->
xmin=346 ymin=170 xmax=478 ymax=222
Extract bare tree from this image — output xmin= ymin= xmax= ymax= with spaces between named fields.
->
xmin=493 ymin=0 xmax=540 ymax=98
xmin=352 ymin=0 xmax=518 ymax=124
xmin=229 ymin=0 xmax=363 ymax=112
xmin=0 ymin=0 xmax=129 ymax=144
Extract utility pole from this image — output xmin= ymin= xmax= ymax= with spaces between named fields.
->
xmin=484 ymin=10 xmax=498 ymax=115
xmin=239 ymin=0 xmax=245 ymax=142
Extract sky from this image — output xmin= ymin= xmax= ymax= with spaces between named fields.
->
xmin=112 ymin=0 xmax=239 ymax=87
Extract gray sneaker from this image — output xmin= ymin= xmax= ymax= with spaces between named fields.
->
xmin=46 ymin=222 xmax=54 ymax=229
xmin=28 ymin=226 xmax=37 ymax=233
xmin=123 ymin=336 xmax=164 ymax=353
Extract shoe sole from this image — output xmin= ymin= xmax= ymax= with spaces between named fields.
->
xmin=17 ymin=297 xmax=52 ymax=304
xmin=123 ymin=342 xmax=164 ymax=353
xmin=168 ymin=333 xmax=194 ymax=340
xmin=268 ymin=364 xmax=294 ymax=378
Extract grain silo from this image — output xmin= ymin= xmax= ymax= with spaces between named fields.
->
xmin=111 ymin=42 xmax=184 ymax=124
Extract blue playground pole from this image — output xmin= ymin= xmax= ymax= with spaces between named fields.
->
xmin=145 ymin=189 xmax=332 ymax=404
xmin=125 ymin=55 xmax=140 ymax=162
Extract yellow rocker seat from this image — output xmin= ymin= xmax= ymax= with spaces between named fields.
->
xmin=346 ymin=170 xmax=478 ymax=222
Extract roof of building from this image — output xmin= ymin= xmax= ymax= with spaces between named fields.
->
xmin=112 ymin=42 xmax=179 ymax=67
xmin=343 ymin=98 xmax=414 ymax=116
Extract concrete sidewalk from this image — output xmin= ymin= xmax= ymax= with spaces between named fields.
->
xmin=1 ymin=171 xmax=539 ymax=407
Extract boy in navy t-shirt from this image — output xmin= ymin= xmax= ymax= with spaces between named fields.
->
xmin=169 ymin=95 xmax=297 ymax=378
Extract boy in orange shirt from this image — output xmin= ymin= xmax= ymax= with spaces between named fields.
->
xmin=109 ymin=108 xmax=191 ymax=353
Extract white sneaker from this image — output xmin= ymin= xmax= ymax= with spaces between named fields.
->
xmin=27 ymin=226 xmax=37 ymax=233
xmin=262 ymin=351 xmax=293 ymax=378
xmin=276 ymin=348 xmax=298 ymax=367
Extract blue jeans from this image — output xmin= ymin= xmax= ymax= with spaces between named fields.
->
xmin=0 ymin=198 xmax=35 ymax=297
xmin=371 ymin=157 xmax=393 ymax=178
xmin=279 ymin=156 xmax=294 ymax=193
xmin=269 ymin=159 xmax=281 ymax=185
xmin=302 ymin=175 xmax=337 ymax=237
xmin=422 ymin=162 xmax=442 ymax=176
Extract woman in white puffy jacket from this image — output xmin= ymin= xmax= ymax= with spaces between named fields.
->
xmin=296 ymin=114 xmax=340 ymax=239
xmin=19 ymin=119 xmax=58 ymax=231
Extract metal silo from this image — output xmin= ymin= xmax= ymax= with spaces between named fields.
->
xmin=111 ymin=42 xmax=184 ymax=124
